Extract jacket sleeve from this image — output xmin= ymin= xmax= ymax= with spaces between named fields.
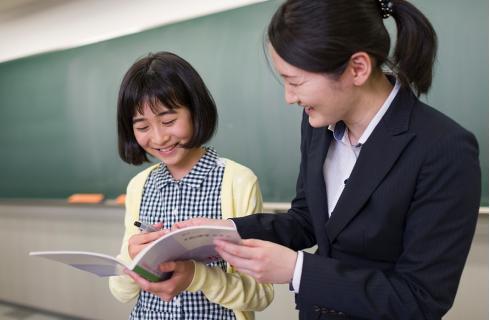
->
xmin=108 ymin=177 xmax=142 ymax=303
xmin=186 ymin=164 xmax=274 ymax=312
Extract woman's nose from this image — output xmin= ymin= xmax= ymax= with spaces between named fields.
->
xmin=284 ymin=85 xmax=298 ymax=105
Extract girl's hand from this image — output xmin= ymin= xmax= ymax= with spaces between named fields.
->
xmin=215 ymin=238 xmax=297 ymax=284
xmin=124 ymin=260 xmax=195 ymax=301
xmin=128 ymin=222 xmax=168 ymax=259
xmin=171 ymin=218 xmax=234 ymax=231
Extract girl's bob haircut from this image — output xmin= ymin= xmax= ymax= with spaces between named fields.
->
xmin=117 ymin=52 xmax=218 ymax=165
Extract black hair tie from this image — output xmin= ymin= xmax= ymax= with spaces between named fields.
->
xmin=378 ymin=0 xmax=394 ymax=19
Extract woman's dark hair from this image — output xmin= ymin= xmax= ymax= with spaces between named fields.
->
xmin=117 ymin=51 xmax=218 ymax=165
xmin=268 ymin=0 xmax=437 ymax=96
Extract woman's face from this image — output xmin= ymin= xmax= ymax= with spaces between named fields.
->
xmin=270 ymin=46 xmax=357 ymax=128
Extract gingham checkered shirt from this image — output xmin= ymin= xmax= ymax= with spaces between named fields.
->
xmin=130 ymin=147 xmax=236 ymax=320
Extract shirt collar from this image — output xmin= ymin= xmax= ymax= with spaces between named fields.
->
xmin=329 ymin=121 xmax=348 ymax=142
xmin=328 ymin=78 xmax=400 ymax=146
xmin=153 ymin=147 xmax=220 ymax=190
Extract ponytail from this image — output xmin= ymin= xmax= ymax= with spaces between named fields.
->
xmin=267 ymin=0 xmax=438 ymax=96
xmin=391 ymin=0 xmax=438 ymax=96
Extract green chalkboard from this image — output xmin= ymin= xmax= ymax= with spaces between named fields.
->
xmin=0 ymin=0 xmax=487 ymax=205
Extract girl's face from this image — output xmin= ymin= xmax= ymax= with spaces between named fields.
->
xmin=270 ymin=46 xmax=357 ymax=128
xmin=132 ymin=102 xmax=203 ymax=179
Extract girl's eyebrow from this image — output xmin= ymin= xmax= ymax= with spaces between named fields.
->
xmin=132 ymin=110 xmax=177 ymax=124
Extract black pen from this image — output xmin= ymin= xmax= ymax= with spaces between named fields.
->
xmin=134 ymin=220 xmax=159 ymax=232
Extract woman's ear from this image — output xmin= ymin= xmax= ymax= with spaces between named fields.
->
xmin=347 ymin=52 xmax=372 ymax=86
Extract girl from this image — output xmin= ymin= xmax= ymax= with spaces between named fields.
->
xmin=174 ymin=1 xmax=481 ymax=319
xmin=109 ymin=51 xmax=273 ymax=320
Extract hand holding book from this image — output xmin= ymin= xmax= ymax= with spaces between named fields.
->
xmin=30 ymin=225 xmax=241 ymax=282
xmin=125 ymin=260 xmax=195 ymax=302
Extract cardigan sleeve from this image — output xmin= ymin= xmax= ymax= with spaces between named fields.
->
xmin=187 ymin=260 xmax=273 ymax=311
xmin=108 ymin=166 xmax=156 ymax=303
xmin=186 ymin=159 xmax=273 ymax=312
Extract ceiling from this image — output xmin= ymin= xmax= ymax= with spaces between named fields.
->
xmin=0 ymin=0 xmax=267 ymax=63
xmin=0 ymin=0 xmax=75 ymax=21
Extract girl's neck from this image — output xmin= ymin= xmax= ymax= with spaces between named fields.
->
xmin=168 ymin=147 xmax=206 ymax=181
xmin=345 ymin=73 xmax=394 ymax=145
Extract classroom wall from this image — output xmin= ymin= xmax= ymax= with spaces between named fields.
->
xmin=0 ymin=203 xmax=487 ymax=320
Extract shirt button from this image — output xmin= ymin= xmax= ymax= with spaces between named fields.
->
xmin=172 ymin=208 xmax=178 ymax=215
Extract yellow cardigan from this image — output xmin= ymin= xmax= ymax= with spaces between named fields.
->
xmin=109 ymin=158 xmax=274 ymax=320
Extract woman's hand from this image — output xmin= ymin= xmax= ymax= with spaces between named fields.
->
xmin=124 ymin=260 xmax=195 ymax=301
xmin=171 ymin=218 xmax=234 ymax=231
xmin=215 ymin=238 xmax=297 ymax=284
xmin=128 ymin=222 xmax=168 ymax=259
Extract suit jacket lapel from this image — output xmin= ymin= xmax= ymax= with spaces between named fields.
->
xmin=326 ymin=87 xmax=417 ymax=244
xmin=306 ymin=126 xmax=331 ymax=228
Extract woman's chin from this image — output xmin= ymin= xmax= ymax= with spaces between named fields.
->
xmin=308 ymin=115 xmax=330 ymax=128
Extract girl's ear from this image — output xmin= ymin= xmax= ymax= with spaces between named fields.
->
xmin=346 ymin=52 xmax=372 ymax=86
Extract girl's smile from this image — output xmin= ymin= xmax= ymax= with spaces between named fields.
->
xmin=154 ymin=143 xmax=178 ymax=155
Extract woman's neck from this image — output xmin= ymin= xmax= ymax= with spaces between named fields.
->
xmin=345 ymin=73 xmax=394 ymax=145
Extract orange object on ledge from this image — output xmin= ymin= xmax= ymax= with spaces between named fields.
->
xmin=67 ymin=193 xmax=105 ymax=204
xmin=115 ymin=194 xmax=126 ymax=206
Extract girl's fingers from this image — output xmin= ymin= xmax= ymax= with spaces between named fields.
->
xmin=159 ymin=261 xmax=177 ymax=272
xmin=171 ymin=218 xmax=204 ymax=230
xmin=130 ymin=229 xmax=167 ymax=245
xmin=124 ymin=269 xmax=151 ymax=291
xmin=153 ymin=221 xmax=165 ymax=230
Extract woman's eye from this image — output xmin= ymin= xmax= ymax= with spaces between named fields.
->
xmin=289 ymin=82 xmax=300 ymax=87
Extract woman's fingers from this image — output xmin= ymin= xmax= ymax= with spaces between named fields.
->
xmin=214 ymin=238 xmax=263 ymax=259
xmin=214 ymin=239 xmax=261 ymax=272
xmin=215 ymin=238 xmax=297 ymax=284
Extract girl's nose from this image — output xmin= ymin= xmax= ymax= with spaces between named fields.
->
xmin=151 ymin=127 xmax=170 ymax=145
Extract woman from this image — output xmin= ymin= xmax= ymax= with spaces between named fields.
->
xmin=174 ymin=1 xmax=481 ymax=319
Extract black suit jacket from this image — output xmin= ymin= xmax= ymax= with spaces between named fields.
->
xmin=233 ymin=86 xmax=481 ymax=320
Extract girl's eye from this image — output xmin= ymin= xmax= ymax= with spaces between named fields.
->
xmin=289 ymin=82 xmax=301 ymax=87
xmin=134 ymin=126 xmax=149 ymax=132
xmin=162 ymin=119 xmax=176 ymax=126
